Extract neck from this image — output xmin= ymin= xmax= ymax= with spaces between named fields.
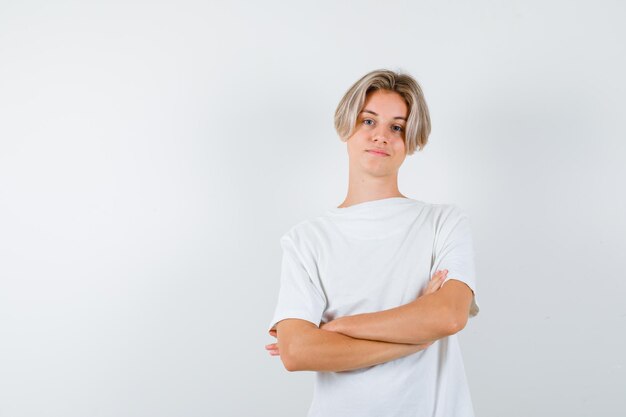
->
xmin=338 ymin=173 xmax=405 ymax=208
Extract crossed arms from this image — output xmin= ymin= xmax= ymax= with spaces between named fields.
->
xmin=267 ymin=275 xmax=475 ymax=372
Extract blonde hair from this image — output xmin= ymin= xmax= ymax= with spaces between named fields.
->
xmin=334 ymin=69 xmax=431 ymax=155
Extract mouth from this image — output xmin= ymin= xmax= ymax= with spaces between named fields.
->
xmin=366 ymin=150 xmax=389 ymax=156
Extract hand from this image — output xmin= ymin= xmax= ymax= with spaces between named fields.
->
xmin=266 ymin=329 xmax=279 ymax=357
xmin=265 ymin=319 xmax=342 ymax=357
xmin=421 ymin=269 xmax=448 ymax=297
xmin=265 ymin=271 xmax=447 ymax=357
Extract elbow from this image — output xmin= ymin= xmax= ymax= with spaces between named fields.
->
xmin=279 ymin=341 xmax=303 ymax=372
xmin=447 ymin=320 xmax=464 ymax=335
xmin=275 ymin=321 xmax=318 ymax=371
xmin=447 ymin=310 xmax=469 ymax=335
xmin=281 ymin=354 xmax=299 ymax=372
xmin=282 ymin=358 xmax=298 ymax=372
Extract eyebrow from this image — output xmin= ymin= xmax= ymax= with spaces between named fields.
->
xmin=360 ymin=109 xmax=407 ymax=121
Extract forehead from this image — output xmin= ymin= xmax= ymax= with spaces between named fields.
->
xmin=361 ymin=90 xmax=408 ymax=118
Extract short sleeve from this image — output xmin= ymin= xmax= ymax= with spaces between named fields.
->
xmin=431 ymin=205 xmax=480 ymax=318
xmin=267 ymin=235 xmax=327 ymax=335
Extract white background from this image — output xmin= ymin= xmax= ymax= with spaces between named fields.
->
xmin=1 ymin=1 xmax=625 ymax=416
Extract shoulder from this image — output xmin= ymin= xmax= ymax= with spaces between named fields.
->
xmin=423 ymin=203 xmax=472 ymax=239
xmin=279 ymin=216 xmax=328 ymax=260
xmin=410 ymin=199 xmax=468 ymax=222
xmin=431 ymin=202 xmax=469 ymax=222
xmin=280 ymin=217 xmax=321 ymax=243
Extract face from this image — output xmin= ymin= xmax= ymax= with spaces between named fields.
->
xmin=346 ymin=89 xmax=408 ymax=177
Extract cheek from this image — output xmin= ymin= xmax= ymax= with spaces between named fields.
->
xmin=349 ymin=133 xmax=368 ymax=147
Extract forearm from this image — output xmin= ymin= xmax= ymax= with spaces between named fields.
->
xmin=330 ymin=292 xmax=456 ymax=345
xmin=287 ymin=327 xmax=429 ymax=372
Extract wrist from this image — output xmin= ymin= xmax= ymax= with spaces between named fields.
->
xmin=334 ymin=316 xmax=348 ymax=333
xmin=323 ymin=316 xmax=348 ymax=334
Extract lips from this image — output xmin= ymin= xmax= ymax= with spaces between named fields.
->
xmin=367 ymin=149 xmax=389 ymax=156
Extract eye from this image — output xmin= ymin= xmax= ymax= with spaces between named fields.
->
xmin=363 ymin=118 xmax=374 ymax=126
xmin=392 ymin=125 xmax=404 ymax=132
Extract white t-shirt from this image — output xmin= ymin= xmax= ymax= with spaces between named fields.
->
xmin=268 ymin=197 xmax=480 ymax=417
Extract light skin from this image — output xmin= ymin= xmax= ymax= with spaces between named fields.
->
xmin=265 ymin=269 xmax=449 ymax=357
xmin=264 ymin=89 xmax=475 ymax=370
xmin=338 ymin=88 xmax=410 ymax=207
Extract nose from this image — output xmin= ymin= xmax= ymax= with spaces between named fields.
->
xmin=369 ymin=122 xmax=388 ymax=143
xmin=372 ymin=128 xmax=389 ymax=144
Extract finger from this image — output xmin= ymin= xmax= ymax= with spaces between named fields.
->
xmin=431 ymin=273 xmax=445 ymax=284
xmin=432 ymin=270 xmax=448 ymax=280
